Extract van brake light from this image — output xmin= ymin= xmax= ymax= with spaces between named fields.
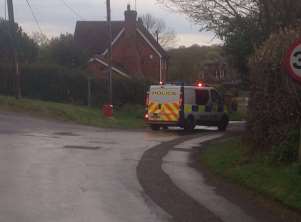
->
xmin=179 ymin=93 xmax=184 ymax=107
xmin=145 ymin=113 xmax=149 ymax=120
xmin=145 ymin=92 xmax=149 ymax=105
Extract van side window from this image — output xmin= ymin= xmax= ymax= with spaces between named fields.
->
xmin=211 ymin=90 xmax=224 ymax=112
xmin=211 ymin=90 xmax=221 ymax=104
xmin=195 ymin=90 xmax=209 ymax=105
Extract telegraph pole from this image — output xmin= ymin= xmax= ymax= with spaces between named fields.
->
xmin=106 ymin=0 xmax=113 ymax=106
xmin=7 ymin=0 xmax=21 ymax=99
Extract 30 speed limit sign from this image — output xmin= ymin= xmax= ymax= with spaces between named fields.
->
xmin=284 ymin=38 xmax=301 ymax=83
xmin=284 ymin=38 xmax=301 ymax=161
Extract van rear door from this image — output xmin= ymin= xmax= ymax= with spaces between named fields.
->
xmin=148 ymin=85 xmax=181 ymax=122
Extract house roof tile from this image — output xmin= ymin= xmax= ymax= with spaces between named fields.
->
xmin=74 ymin=21 xmax=124 ymax=55
xmin=74 ymin=20 xmax=168 ymax=58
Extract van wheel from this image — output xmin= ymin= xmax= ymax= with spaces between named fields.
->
xmin=162 ymin=126 xmax=168 ymax=130
xmin=184 ymin=116 xmax=195 ymax=132
xmin=218 ymin=116 xmax=229 ymax=131
xmin=150 ymin=125 xmax=160 ymax=131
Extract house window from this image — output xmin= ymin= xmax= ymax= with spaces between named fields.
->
xmin=149 ymin=54 xmax=154 ymax=60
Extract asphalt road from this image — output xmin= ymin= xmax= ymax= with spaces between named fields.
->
xmin=0 ymin=112 xmax=300 ymax=222
xmin=0 ymin=112 xmax=177 ymax=222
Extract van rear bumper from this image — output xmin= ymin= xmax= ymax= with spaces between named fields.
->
xmin=146 ymin=120 xmax=179 ymax=126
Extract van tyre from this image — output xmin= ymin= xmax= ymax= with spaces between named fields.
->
xmin=184 ymin=116 xmax=195 ymax=132
xmin=162 ymin=125 xmax=168 ymax=130
xmin=150 ymin=125 xmax=160 ymax=131
xmin=218 ymin=116 xmax=229 ymax=131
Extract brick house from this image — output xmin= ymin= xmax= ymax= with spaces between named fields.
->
xmin=74 ymin=5 xmax=168 ymax=82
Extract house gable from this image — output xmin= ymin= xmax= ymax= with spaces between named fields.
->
xmin=100 ymin=25 xmax=167 ymax=59
xmin=76 ymin=5 xmax=168 ymax=81
xmin=102 ymin=28 xmax=125 ymax=56
xmin=136 ymin=31 xmax=162 ymax=81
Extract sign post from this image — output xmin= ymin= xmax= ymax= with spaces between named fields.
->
xmin=284 ymin=38 xmax=301 ymax=161
xmin=103 ymin=0 xmax=113 ymax=118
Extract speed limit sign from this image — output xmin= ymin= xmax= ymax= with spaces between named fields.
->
xmin=284 ymin=38 xmax=301 ymax=161
xmin=284 ymin=38 xmax=301 ymax=83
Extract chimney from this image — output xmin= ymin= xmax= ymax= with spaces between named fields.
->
xmin=123 ymin=4 xmax=142 ymax=77
xmin=124 ymin=4 xmax=137 ymax=38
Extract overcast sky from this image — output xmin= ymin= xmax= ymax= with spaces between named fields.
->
xmin=0 ymin=0 xmax=222 ymax=47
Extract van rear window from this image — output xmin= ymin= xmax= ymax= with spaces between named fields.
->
xmin=196 ymin=90 xmax=209 ymax=105
xmin=149 ymin=87 xmax=181 ymax=104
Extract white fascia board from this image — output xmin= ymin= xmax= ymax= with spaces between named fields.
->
xmin=137 ymin=28 xmax=162 ymax=58
xmin=102 ymin=28 xmax=125 ymax=56
xmin=89 ymin=57 xmax=131 ymax=79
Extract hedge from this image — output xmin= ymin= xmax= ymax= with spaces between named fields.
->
xmin=0 ymin=63 xmax=150 ymax=107
xmin=247 ymin=26 xmax=301 ymax=160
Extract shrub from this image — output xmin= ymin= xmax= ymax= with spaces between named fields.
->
xmin=248 ymin=26 xmax=301 ymax=158
xmin=271 ymin=130 xmax=299 ymax=162
xmin=21 ymin=64 xmax=87 ymax=104
xmin=0 ymin=63 xmax=14 ymax=95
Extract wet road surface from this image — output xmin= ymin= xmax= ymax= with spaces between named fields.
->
xmin=138 ymin=125 xmax=301 ymax=222
xmin=0 ymin=112 xmax=178 ymax=222
xmin=163 ymin=136 xmax=256 ymax=222
xmin=1 ymin=112 xmax=299 ymax=222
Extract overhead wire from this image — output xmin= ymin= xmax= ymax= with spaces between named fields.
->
xmin=24 ymin=0 xmax=44 ymax=34
xmin=58 ymin=0 xmax=84 ymax=20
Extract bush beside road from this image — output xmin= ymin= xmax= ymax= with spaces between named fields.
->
xmin=201 ymin=137 xmax=301 ymax=211
xmin=0 ymin=96 xmax=145 ymax=129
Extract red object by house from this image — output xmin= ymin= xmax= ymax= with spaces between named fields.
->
xmin=74 ymin=5 xmax=168 ymax=82
xmin=102 ymin=104 xmax=113 ymax=117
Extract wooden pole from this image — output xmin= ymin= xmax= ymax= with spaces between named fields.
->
xmin=7 ymin=0 xmax=21 ymax=99
xmin=299 ymin=127 xmax=301 ymax=161
xmin=4 ymin=0 xmax=7 ymax=19
xmin=106 ymin=0 xmax=113 ymax=106
xmin=87 ymin=77 xmax=92 ymax=107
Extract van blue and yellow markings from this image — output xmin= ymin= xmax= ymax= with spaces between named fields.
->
xmin=184 ymin=104 xmax=206 ymax=113
xmin=198 ymin=105 xmax=206 ymax=112
xmin=184 ymin=104 xmax=192 ymax=113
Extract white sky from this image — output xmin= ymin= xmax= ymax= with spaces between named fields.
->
xmin=0 ymin=0 xmax=222 ymax=47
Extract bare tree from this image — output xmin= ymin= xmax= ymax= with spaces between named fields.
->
xmin=158 ymin=0 xmax=301 ymax=34
xmin=157 ymin=0 xmax=257 ymax=32
xmin=141 ymin=13 xmax=176 ymax=48
xmin=158 ymin=0 xmax=301 ymax=81
xmin=31 ymin=32 xmax=49 ymax=46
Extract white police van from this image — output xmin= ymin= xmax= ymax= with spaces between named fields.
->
xmin=145 ymin=83 xmax=229 ymax=131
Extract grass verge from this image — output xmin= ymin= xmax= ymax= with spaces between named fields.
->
xmin=228 ymin=111 xmax=246 ymax=121
xmin=201 ymin=137 xmax=301 ymax=210
xmin=0 ymin=95 xmax=145 ymax=129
